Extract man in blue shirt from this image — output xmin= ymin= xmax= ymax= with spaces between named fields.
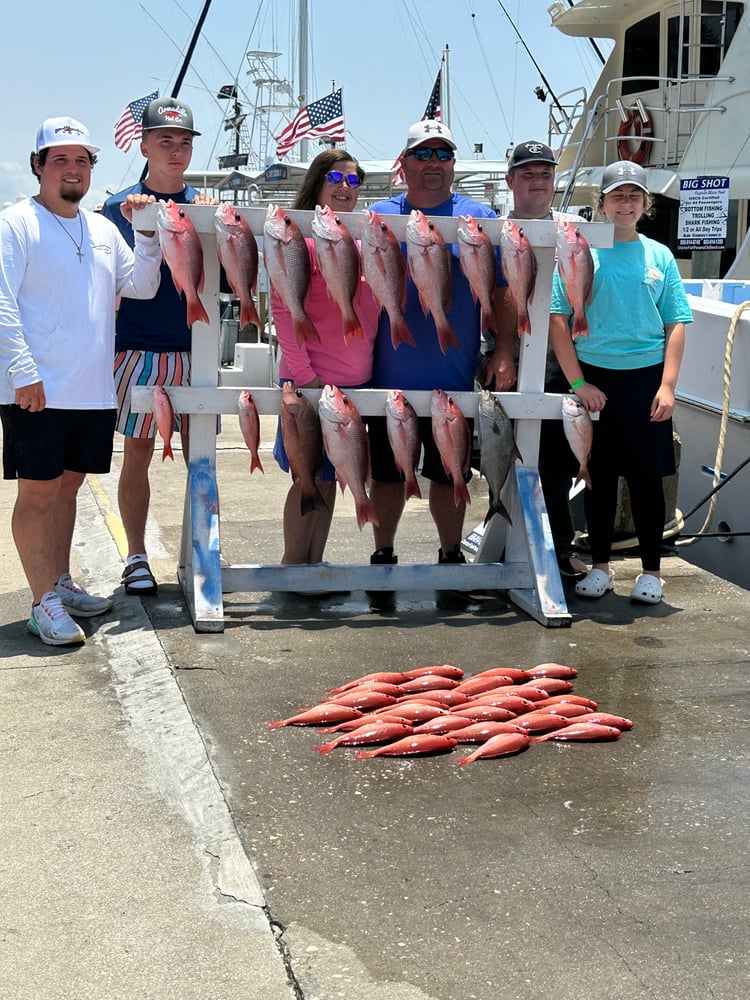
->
xmin=101 ymin=97 xmax=214 ymax=596
xmin=366 ymin=120 xmax=515 ymax=590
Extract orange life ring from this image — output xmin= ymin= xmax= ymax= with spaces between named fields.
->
xmin=616 ymin=107 xmax=654 ymax=165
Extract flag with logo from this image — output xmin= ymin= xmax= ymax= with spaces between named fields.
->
xmin=392 ymin=70 xmax=442 ymax=186
xmin=275 ymin=89 xmax=346 ymax=159
xmin=114 ymin=91 xmax=159 ymax=152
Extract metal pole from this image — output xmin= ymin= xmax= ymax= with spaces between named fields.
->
xmin=442 ymin=45 xmax=451 ymax=131
xmin=298 ymin=0 xmax=309 ymax=161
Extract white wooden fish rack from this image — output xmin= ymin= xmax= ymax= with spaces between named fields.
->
xmin=131 ymin=205 xmax=611 ymax=630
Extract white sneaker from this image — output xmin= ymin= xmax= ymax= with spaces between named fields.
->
xmin=28 ymin=592 xmax=86 ymax=646
xmin=55 ymin=573 xmax=113 ymax=617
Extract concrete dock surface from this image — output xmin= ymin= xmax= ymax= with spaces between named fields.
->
xmin=2 ymin=416 xmax=749 ymax=1000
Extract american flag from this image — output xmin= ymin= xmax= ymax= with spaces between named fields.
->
xmin=114 ymin=91 xmax=159 ymax=152
xmin=275 ymin=89 xmax=346 ymax=159
xmin=392 ymin=70 xmax=442 ymax=186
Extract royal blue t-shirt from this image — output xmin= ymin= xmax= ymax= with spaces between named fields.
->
xmin=101 ymin=182 xmax=200 ymax=352
xmin=369 ymin=192 xmax=504 ymax=391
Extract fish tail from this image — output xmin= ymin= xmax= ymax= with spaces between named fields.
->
xmin=437 ymin=321 xmax=462 ymax=355
xmin=162 ymin=440 xmax=174 ymax=462
xmin=453 ymin=479 xmax=471 ymax=508
xmin=484 ymin=497 xmax=512 ymax=526
xmin=294 ymin=314 xmax=321 ymax=347
xmin=355 ymin=749 xmax=377 ymax=760
xmin=517 ymin=308 xmax=532 ymax=336
xmin=187 ymin=297 xmax=210 ymax=327
xmin=390 ymin=316 xmax=416 ymax=350
xmin=267 ymin=720 xmax=287 ymax=729
xmin=572 ymin=313 xmax=589 ymax=338
xmin=250 ymin=454 xmax=264 ymax=475
xmin=240 ymin=299 xmax=261 ymax=329
xmin=405 ymin=477 xmax=422 ymax=501
xmin=456 ymin=752 xmax=479 ymax=766
xmin=343 ymin=316 xmax=364 ymax=342
xmin=312 ymin=742 xmax=336 ymax=754
xmin=575 ymin=467 xmax=592 ymax=490
xmin=355 ymin=496 xmax=380 ymax=531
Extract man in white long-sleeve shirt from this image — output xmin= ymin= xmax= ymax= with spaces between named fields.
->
xmin=0 ymin=115 xmax=162 ymax=646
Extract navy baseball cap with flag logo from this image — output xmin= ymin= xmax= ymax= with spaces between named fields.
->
xmin=141 ymin=97 xmax=201 ymax=135
xmin=601 ymin=159 xmax=649 ymax=194
xmin=35 ymin=117 xmax=100 ymax=154
xmin=507 ymin=140 xmax=556 ymax=170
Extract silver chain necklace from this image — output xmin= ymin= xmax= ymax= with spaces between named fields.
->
xmin=38 ymin=199 xmax=85 ymax=261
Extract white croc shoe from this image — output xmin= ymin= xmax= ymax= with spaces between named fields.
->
xmin=630 ymin=573 xmax=664 ymax=604
xmin=575 ymin=568 xmax=615 ymax=598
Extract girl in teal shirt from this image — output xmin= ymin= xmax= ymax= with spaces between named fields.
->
xmin=549 ymin=160 xmax=692 ymax=605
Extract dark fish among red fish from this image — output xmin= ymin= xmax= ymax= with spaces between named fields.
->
xmin=456 ymin=731 xmax=530 ymax=765
xmin=355 ymin=734 xmax=458 ymax=759
xmin=313 ymin=722 xmax=414 ymax=754
xmin=268 ymin=705 xmax=363 ymax=729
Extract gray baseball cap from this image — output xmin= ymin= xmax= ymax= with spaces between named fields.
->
xmin=141 ymin=97 xmax=201 ymax=135
xmin=601 ymin=160 xmax=649 ymax=193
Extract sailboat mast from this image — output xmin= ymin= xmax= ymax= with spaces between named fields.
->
xmin=442 ymin=45 xmax=451 ymax=130
xmin=298 ymin=0 xmax=309 ymax=161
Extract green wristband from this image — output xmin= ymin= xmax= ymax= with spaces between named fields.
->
xmin=570 ymin=379 xmax=585 ymax=390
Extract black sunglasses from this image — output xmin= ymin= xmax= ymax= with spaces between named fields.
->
xmin=325 ymin=170 xmax=361 ymax=188
xmin=408 ymin=147 xmax=454 ymax=162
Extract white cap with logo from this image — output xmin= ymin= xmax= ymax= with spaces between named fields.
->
xmin=35 ymin=117 xmax=100 ymax=155
xmin=403 ymin=119 xmax=456 ymax=153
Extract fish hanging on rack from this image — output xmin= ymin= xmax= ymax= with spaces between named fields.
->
xmin=406 ymin=210 xmax=460 ymax=354
xmin=310 ymin=204 xmax=363 ymax=342
xmin=156 ymin=199 xmax=210 ymax=327
xmin=360 ymin=210 xmax=414 ymax=350
xmin=263 ymin=203 xmax=319 ymax=347
xmin=214 ymin=204 xmax=260 ymax=330
xmin=500 ymin=219 xmax=537 ymax=336
xmin=555 ymin=221 xmax=594 ymax=338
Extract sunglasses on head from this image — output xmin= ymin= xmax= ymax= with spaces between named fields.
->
xmin=325 ymin=170 xmax=361 ymax=187
xmin=408 ymin=147 xmax=454 ymax=162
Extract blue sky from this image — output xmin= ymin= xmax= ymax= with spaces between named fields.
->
xmin=1 ymin=0 xmax=611 ymax=209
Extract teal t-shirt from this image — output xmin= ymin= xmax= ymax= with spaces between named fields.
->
xmin=550 ymin=234 xmax=693 ymax=370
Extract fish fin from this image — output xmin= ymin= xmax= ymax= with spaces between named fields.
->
xmin=294 ymin=315 xmax=321 ymax=347
xmin=187 ymin=298 xmax=210 ymax=327
xmin=162 ymin=441 xmax=174 ymax=463
xmin=343 ymin=316 xmax=364 ymax=342
xmin=390 ymin=316 xmax=416 ymax=350
xmin=453 ymin=480 xmax=472 ymax=508
xmin=405 ymin=478 xmax=422 ymax=501
xmin=484 ymin=497 xmax=512 ymax=526
xmin=437 ymin=321 xmax=462 ymax=355
xmin=572 ymin=313 xmax=589 ymax=338
xmin=575 ymin=468 xmax=592 ymax=490
xmin=312 ymin=743 xmax=335 ymax=754
xmin=355 ymin=496 xmax=380 ymax=531
xmin=250 ymin=455 xmax=264 ymax=475
xmin=239 ymin=299 xmax=261 ymax=329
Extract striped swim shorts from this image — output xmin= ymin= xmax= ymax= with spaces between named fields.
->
xmin=114 ymin=349 xmax=191 ymax=438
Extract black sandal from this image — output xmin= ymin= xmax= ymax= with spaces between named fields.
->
xmin=122 ymin=560 xmax=158 ymax=596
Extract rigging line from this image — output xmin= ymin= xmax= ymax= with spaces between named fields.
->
xmin=397 ymin=0 xmax=442 ymax=78
xmin=564 ymin=0 xmax=607 ymax=65
xmin=467 ymin=11 xmax=513 ymax=145
xmin=493 ymin=0 xmax=567 ymax=120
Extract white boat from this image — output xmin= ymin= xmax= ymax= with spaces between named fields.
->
xmin=549 ymin=0 xmax=750 ymax=590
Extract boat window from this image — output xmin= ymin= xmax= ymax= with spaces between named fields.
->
xmin=699 ymin=2 xmax=742 ymax=75
xmin=622 ymin=13 xmax=660 ymax=95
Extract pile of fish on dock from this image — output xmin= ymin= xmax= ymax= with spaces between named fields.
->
xmin=268 ymin=663 xmax=632 ymax=766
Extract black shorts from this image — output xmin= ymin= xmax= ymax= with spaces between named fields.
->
xmin=0 ymin=406 xmax=117 ymax=480
xmin=368 ymin=415 xmax=474 ymax=486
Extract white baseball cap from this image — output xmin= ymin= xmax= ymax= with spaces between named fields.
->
xmin=35 ymin=117 xmax=100 ymax=155
xmin=403 ymin=119 xmax=456 ymax=152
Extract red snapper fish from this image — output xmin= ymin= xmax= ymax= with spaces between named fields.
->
xmin=153 ymin=385 xmax=175 ymax=462
xmin=452 ymin=721 xmax=527 ymax=743
xmin=156 ymin=199 xmax=210 ymax=327
xmin=401 ymin=664 xmax=464 ymax=679
xmin=360 ymin=210 xmax=414 ymax=349
xmin=279 ymin=382 xmax=326 ymax=515
xmin=385 ymin=390 xmax=422 ymax=501
xmin=556 ymin=221 xmax=594 ymax=337
xmin=355 ymin=734 xmax=458 ymax=759
xmin=456 ymin=215 xmax=497 ymax=333
xmin=318 ymin=385 xmax=378 ymax=530
xmin=311 ymin=204 xmax=362 ymax=342
xmin=313 ymin=722 xmax=414 ymax=754
xmin=214 ymin=203 xmax=261 ymax=329
xmin=405 ymin=210 xmax=460 ymax=354
xmin=238 ymin=390 xmax=263 ymax=474
xmin=268 ymin=705 xmax=363 ymax=729
xmin=500 ymin=219 xmax=537 ymax=336
xmin=532 ymin=722 xmax=621 ymax=742
xmin=263 ymin=204 xmax=319 ymax=346
xmin=524 ymin=663 xmax=579 ymax=680
xmin=430 ymin=389 xmax=471 ymax=507
xmin=562 ymin=395 xmax=593 ymax=489
xmin=327 ymin=671 xmax=409 ymax=694
xmin=456 ymin=731 xmax=530 ymax=765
